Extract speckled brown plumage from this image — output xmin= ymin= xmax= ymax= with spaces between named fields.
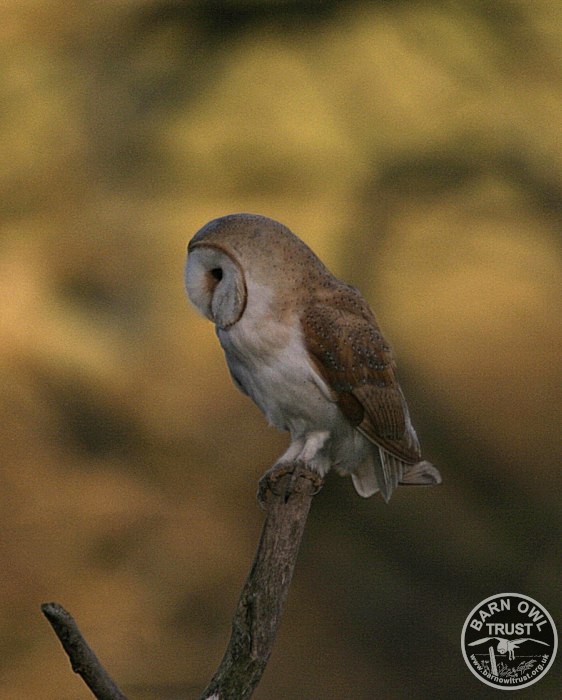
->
xmin=301 ymin=291 xmax=421 ymax=464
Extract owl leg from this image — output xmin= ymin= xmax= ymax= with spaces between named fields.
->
xmin=257 ymin=432 xmax=328 ymax=508
xmin=297 ymin=430 xmax=330 ymax=468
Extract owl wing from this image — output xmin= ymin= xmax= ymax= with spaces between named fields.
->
xmin=467 ymin=637 xmax=497 ymax=646
xmin=301 ymin=287 xmax=421 ymax=465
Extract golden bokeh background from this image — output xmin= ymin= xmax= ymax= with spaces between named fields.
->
xmin=0 ymin=2 xmax=560 ymax=698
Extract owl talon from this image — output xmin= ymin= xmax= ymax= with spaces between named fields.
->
xmin=308 ymin=479 xmax=324 ymax=497
xmin=257 ymin=462 xmax=324 ymax=509
xmin=257 ymin=463 xmax=295 ymax=509
xmin=286 ymin=466 xmax=325 ymax=500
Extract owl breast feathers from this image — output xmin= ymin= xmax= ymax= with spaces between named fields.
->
xmin=185 ymin=213 xmax=441 ymax=501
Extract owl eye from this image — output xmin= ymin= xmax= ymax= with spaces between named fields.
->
xmin=210 ymin=267 xmax=223 ymax=282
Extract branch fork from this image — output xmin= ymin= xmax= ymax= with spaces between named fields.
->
xmin=42 ymin=461 xmax=323 ymax=700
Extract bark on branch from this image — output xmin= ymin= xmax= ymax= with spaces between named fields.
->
xmin=199 ymin=462 xmax=322 ymax=699
xmin=41 ymin=602 xmax=127 ymax=700
xmin=42 ymin=461 xmax=322 ymax=700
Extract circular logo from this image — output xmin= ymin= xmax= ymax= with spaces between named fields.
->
xmin=461 ymin=593 xmax=557 ymax=690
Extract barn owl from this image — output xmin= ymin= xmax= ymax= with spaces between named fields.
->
xmin=185 ymin=213 xmax=441 ymax=502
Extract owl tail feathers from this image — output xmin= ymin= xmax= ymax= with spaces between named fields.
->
xmin=351 ymin=465 xmax=379 ymax=499
xmin=400 ymin=461 xmax=442 ymax=486
xmin=351 ymin=456 xmax=441 ymax=501
xmin=351 ymin=449 xmax=399 ymax=501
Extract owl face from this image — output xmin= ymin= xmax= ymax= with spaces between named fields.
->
xmin=185 ymin=243 xmax=247 ymax=328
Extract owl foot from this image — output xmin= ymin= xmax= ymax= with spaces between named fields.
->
xmin=257 ymin=461 xmax=324 ymax=509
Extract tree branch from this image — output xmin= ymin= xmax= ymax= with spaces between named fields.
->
xmin=41 ymin=461 xmax=322 ymax=700
xmin=199 ymin=462 xmax=323 ymax=699
xmin=41 ymin=602 xmax=128 ymax=700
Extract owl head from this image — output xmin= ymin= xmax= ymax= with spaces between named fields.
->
xmin=185 ymin=213 xmax=330 ymax=329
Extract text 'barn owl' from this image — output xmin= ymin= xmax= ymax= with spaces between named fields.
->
xmin=185 ymin=213 xmax=441 ymax=502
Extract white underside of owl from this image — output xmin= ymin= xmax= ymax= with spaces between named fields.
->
xmin=217 ymin=278 xmax=400 ymax=499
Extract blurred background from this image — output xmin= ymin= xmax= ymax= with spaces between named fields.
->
xmin=0 ymin=1 xmax=560 ymax=698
